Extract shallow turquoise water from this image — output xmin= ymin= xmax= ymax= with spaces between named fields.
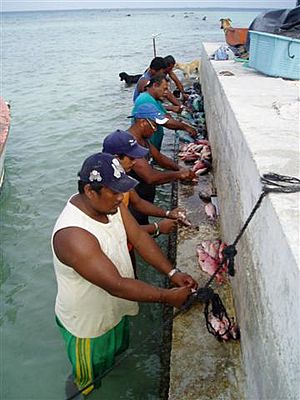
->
xmin=1 ymin=8 xmax=260 ymax=399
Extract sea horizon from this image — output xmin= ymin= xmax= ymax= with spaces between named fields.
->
xmin=2 ymin=6 xmax=277 ymax=13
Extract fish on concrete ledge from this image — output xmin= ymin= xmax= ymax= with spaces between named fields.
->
xmin=204 ymin=202 xmax=217 ymax=221
xmin=196 ymin=240 xmax=228 ymax=284
xmin=207 ymin=313 xmax=240 ymax=341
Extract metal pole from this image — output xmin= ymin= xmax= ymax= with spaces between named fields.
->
xmin=152 ymin=33 xmax=161 ymax=58
xmin=153 ymin=36 xmax=156 ymax=57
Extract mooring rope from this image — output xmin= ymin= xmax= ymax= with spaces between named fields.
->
xmin=66 ymin=172 xmax=300 ymax=399
xmin=188 ymin=172 xmax=300 ymax=340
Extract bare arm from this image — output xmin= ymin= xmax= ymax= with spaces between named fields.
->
xmin=136 ymin=78 xmax=149 ymax=95
xmin=131 ymin=157 xmax=195 ymax=185
xmin=140 ymin=219 xmax=177 ymax=235
xmin=121 ymin=204 xmax=197 ymax=289
xmin=164 ymin=90 xmax=182 ymax=107
xmin=129 ymin=190 xmax=169 ymax=218
xmin=168 ymin=71 xmax=185 ymax=96
xmin=149 ymin=142 xmax=181 ymax=170
xmin=164 ymin=116 xmax=197 ymax=137
xmin=53 ymin=223 xmax=193 ymax=307
xmin=164 ymin=104 xmax=182 ymax=113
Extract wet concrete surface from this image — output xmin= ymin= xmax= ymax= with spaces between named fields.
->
xmin=168 ymin=171 xmax=245 ymax=399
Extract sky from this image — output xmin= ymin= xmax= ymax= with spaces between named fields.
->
xmin=1 ymin=0 xmax=297 ymax=12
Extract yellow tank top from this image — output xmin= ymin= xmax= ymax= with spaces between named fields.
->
xmin=122 ymin=191 xmax=130 ymax=207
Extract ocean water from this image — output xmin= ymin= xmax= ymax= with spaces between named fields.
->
xmin=1 ymin=8 xmax=260 ymax=400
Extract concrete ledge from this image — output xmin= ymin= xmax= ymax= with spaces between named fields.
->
xmin=201 ymin=43 xmax=300 ymax=400
xmin=169 ymin=176 xmax=243 ymax=400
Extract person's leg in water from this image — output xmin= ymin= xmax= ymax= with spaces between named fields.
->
xmin=56 ymin=317 xmax=130 ymax=397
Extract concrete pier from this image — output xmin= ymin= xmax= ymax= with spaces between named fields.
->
xmin=169 ymin=43 xmax=299 ymax=400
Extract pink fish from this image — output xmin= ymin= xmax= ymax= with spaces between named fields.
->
xmin=207 ymin=314 xmax=240 ymax=341
xmin=201 ymin=240 xmax=220 ymax=259
xmin=192 ymin=160 xmax=211 ymax=176
xmin=196 ymin=245 xmax=224 ymax=284
xmin=195 ymin=139 xmax=210 ymax=146
xmin=177 ymin=211 xmax=192 ymax=227
xmin=205 ymin=202 xmax=217 ymax=221
xmin=196 ymin=241 xmax=228 ymax=284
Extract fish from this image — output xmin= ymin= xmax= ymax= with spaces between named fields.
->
xmin=198 ymin=185 xmax=214 ymax=201
xmin=207 ymin=314 xmax=239 ymax=341
xmin=192 ymin=160 xmax=207 ymax=173
xmin=177 ymin=211 xmax=192 ymax=227
xmin=201 ymin=240 xmax=220 ymax=259
xmin=205 ymin=202 xmax=217 ymax=221
xmin=196 ymin=241 xmax=228 ymax=284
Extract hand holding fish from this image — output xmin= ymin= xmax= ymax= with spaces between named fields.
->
xmin=177 ymin=210 xmax=192 ymax=227
xmin=178 ymin=168 xmax=196 ymax=181
xmin=170 ymin=271 xmax=198 ymax=289
xmin=165 ymin=207 xmax=186 ymax=220
xmin=185 ymin=124 xmax=198 ymax=138
xmin=157 ymin=219 xmax=177 ymax=234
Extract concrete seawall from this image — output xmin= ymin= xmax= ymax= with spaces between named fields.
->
xmin=200 ymin=43 xmax=299 ymax=399
xmin=169 ymin=43 xmax=299 ymax=399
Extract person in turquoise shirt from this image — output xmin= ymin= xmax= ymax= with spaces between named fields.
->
xmin=132 ymin=73 xmax=197 ymax=151
xmin=134 ymin=92 xmax=166 ymax=150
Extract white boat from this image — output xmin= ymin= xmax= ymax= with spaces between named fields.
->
xmin=0 ymin=97 xmax=10 ymax=189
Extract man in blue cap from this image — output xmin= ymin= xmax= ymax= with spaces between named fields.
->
xmin=103 ymin=129 xmax=183 ymax=237
xmin=126 ymin=103 xmax=196 ymax=225
xmin=51 ymin=152 xmax=197 ymax=397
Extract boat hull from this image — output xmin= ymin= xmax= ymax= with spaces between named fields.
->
xmin=0 ymin=98 xmax=11 ymax=189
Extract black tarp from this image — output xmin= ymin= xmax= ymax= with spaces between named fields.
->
xmin=246 ymin=6 xmax=300 ymax=50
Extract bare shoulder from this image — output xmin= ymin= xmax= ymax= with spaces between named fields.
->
xmin=53 ymin=227 xmax=100 ymax=266
xmin=132 ymin=157 xmax=151 ymax=170
xmin=137 ymin=77 xmax=148 ymax=91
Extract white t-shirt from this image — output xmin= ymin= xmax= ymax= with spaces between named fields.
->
xmin=51 ymin=198 xmax=138 ymax=338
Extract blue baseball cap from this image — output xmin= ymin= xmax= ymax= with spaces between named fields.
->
xmin=130 ymin=103 xmax=169 ymax=124
xmin=78 ymin=152 xmax=138 ymax=193
xmin=103 ymin=130 xmax=149 ymax=158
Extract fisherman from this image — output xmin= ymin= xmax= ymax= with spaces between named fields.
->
xmin=51 ymin=152 xmax=197 ymax=397
xmin=133 ymin=73 xmax=197 ymax=151
xmin=102 ymin=129 xmax=183 ymax=236
xmin=133 ymin=56 xmax=185 ymax=111
xmin=127 ymin=102 xmax=196 ymax=224
xmin=164 ymin=55 xmax=189 ymax=102
xmin=133 ymin=56 xmax=167 ymax=102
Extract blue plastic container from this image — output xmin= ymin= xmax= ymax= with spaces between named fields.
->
xmin=249 ymin=31 xmax=300 ymax=80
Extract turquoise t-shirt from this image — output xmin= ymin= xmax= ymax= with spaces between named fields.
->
xmin=133 ymin=92 xmax=167 ymax=151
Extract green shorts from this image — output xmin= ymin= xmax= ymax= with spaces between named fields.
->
xmin=56 ymin=316 xmax=130 ymax=396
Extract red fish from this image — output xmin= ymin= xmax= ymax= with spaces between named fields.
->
xmin=207 ymin=314 xmax=239 ymax=341
xmin=196 ymin=241 xmax=228 ymax=284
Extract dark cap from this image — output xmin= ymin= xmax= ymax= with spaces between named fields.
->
xmin=103 ymin=130 xmax=149 ymax=158
xmin=130 ymin=103 xmax=169 ymax=124
xmin=78 ymin=152 xmax=138 ymax=193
